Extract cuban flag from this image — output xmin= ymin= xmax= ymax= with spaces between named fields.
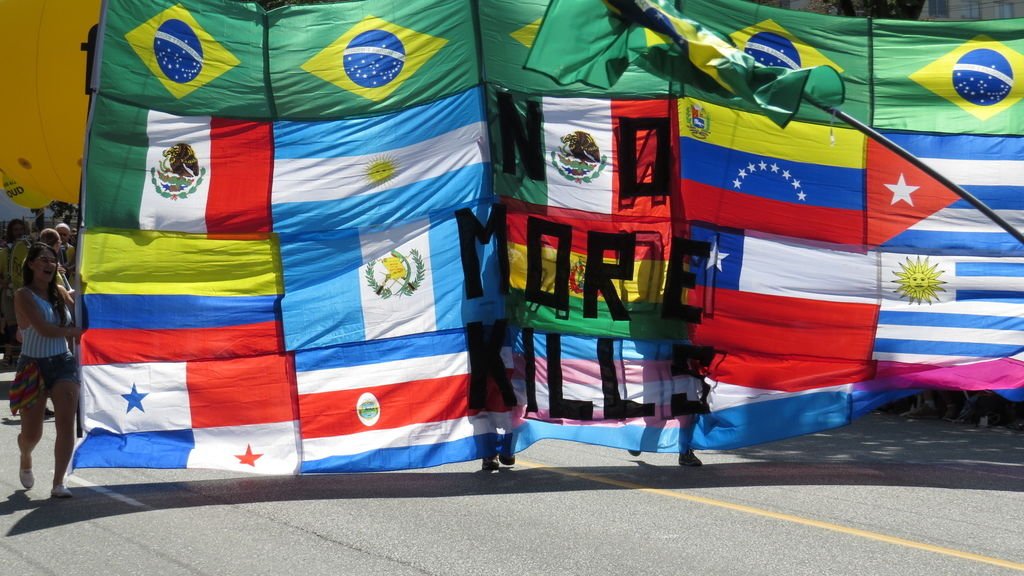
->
xmin=871 ymin=132 xmax=1024 ymax=253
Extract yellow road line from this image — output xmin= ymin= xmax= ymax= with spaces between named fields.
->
xmin=516 ymin=459 xmax=1024 ymax=572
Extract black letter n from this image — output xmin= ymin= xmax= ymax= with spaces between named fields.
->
xmin=497 ymin=92 xmax=545 ymax=181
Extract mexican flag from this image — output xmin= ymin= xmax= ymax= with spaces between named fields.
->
xmin=85 ymin=95 xmax=273 ymax=234
xmin=492 ymin=93 xmax=675 ymax=220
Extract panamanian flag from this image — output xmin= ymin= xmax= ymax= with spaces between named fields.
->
xmin=75 ymin=354 xmax=300 ymax=475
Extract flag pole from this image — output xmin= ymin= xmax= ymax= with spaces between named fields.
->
xmin=821 ymin=105 xmax=1024 ymax=248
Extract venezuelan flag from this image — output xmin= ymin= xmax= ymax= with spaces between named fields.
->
xmin=680 ymin=97 xmax=866 ymax=245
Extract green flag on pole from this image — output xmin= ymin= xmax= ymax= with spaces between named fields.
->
xmin=524 ymin=0 xmax=844 ymax=126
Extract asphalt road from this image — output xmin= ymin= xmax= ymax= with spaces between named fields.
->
xmin=1 ymin=364 xmax=1022 ymax=576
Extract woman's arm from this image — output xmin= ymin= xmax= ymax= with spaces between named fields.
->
xmin=58 ymin=284 xmax=74 ymax=307
xmin=14 ymin=288 xmax=82 ymax=339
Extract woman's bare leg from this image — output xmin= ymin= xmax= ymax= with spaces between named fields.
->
xmin=48 ymin=379 xmax=79 ymax=488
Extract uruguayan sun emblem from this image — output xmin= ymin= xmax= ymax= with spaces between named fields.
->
xmin=364 ymin=155 xmax=399 ymax=187
xmin=892 ymin=256 xmax=946 ymax=304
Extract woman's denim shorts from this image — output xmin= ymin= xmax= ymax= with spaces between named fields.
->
xmin=18 ymin=352 xmax=78 ymax=389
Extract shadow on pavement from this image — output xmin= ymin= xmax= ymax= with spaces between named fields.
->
xmin=5 ymin=411 xmax=1023 ymax=536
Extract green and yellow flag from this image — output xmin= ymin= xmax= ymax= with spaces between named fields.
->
xmin=267 ymin=0 xmax=479 ymax=119
xmin=682 ymin=0 xmax=868 ymax=124
xmin=524 ymin=0 xmax=844 ymax=126
xmin=873 ymin=18 xmax=1024 ymax=135
xmin=479 ymin=0 xmax=671 ymax=97
xmin=100 ymin=0 xmax=268 ymax=117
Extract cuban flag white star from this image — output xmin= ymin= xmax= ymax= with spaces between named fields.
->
xmin=885 ymin=173 xmax=919 ymax=206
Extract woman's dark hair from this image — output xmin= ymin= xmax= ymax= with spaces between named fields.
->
xmin=22 ymin=243 xmax=69 ymax=327
xmin=4 ymin=219 xmax=27 ymax=245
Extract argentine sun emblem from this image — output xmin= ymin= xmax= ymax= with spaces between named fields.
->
xmin=364 ymin=249 xmax=426 ymax=299
xmin=551 ymin=130 xmax=608 ymax=183
xmin=150 ymin=143 xmax=206 ymax=200
xmin=364 ymin=155 xmax=399 ymax=187
xmin=892 ymin=256 xmax=946 ymax=305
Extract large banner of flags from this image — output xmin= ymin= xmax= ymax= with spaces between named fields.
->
xmin=74 ymin=0 xmax=1024 ymax=474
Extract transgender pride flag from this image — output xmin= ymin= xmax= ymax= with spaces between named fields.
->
xmin=511 ymin=328 xmax=705 ymax=454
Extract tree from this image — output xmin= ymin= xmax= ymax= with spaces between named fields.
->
xmin=754 ymin=0 xmax=925 ymax=18
xmin=838 ymin=0 xmax=926 ymax=18
xmin=47 ymin=201 xmax=79 ymax=226
xmin=257 ymin=0 xmax=926 ymax=18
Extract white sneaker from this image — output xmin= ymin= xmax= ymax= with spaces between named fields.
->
xmin=19 ymin=469 xmax=34 ymax=490
xmin=50 ymin=484 xmax=72 ymax=499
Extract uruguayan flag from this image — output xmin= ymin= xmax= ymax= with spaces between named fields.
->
xmin=875 ymin=253 xmax=1024 ymax=365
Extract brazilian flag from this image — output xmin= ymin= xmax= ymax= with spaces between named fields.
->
xmin=873 ymin=18 xmax=1024 ymax=136
xmin=682 ymin=0 xmax=869 ymax=125
xmin=101 ymin=0 xmax=268 ymax=118
xmin=267 ymin=0 xmax=479 ymax=119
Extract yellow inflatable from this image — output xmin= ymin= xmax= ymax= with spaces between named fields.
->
xmin=1 ymin=169 xmax=52 ymax=209
xmin=0 ymin=0 xmax=101 ymax=206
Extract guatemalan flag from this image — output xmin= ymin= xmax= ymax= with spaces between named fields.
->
xmin=277 ymin=203 xmax=504 ymax=351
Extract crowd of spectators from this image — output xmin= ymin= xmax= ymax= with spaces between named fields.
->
xmin=880 ymin=390 xmax=1024 ymax=431
xmin=0 ymin=218 xmax=77 ymax=366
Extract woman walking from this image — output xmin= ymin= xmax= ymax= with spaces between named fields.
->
xmin=14 ymin=242 xmax=81 ymax=498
